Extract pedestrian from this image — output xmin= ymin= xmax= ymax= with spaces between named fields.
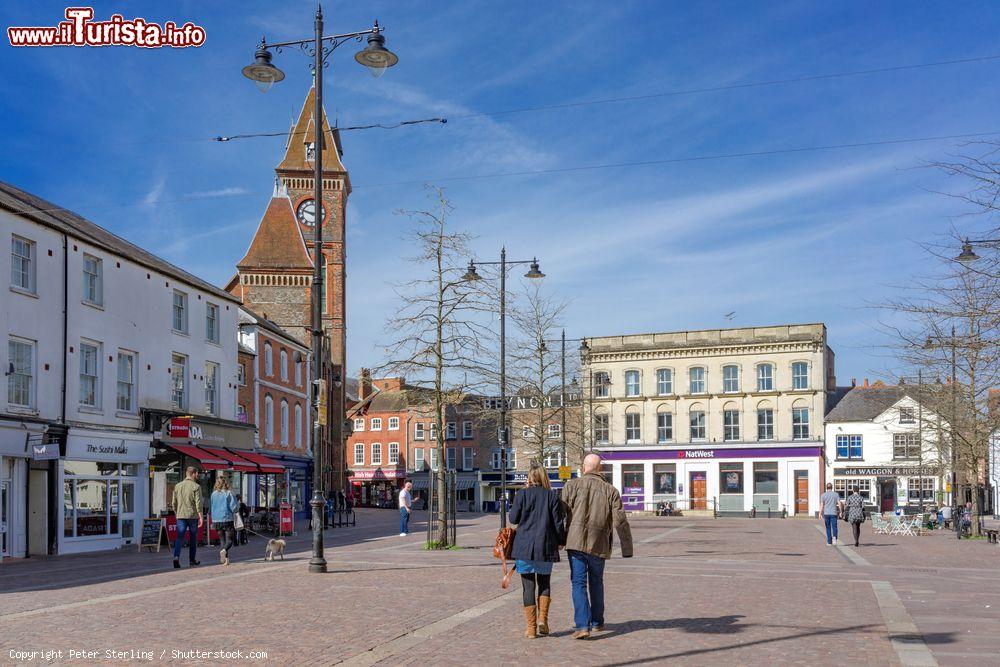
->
xmin=941 ymin=503 xmax=953 ymax=530
xmin=338 ymin=489 xmax=346 ymax=511
xmin=236 ymin=494 xmax=250 ymax=545
xmin=845 ymin=486 xmax=865 ymax=547
xmin=398 ymin=481 xmax=413 ymax=536
xmin=508 ymin=465 xmax=566 ymax=639
xmin=960 ymin=501 xmax=973 ymax=537
xmin=562 ymin=453 xmax=633 ymax=639
xmin=820 ymin=482 xmax=843 ymax=546
xmin=170 ymin=466 xmax=203 ymax=569
xmin=210 ymin=475 xmax=238 ymax=565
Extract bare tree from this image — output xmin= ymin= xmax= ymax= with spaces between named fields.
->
xmin=378 ymin=187 xmax=495 ymax=546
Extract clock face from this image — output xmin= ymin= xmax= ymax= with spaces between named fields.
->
xmin=296 ymin=199 xmax=327 ymax=227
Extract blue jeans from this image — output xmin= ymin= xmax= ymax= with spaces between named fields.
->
xmin=568 ymin=550 xmax=606 ymax=631
xmin=173 ymin=518 xmax=198 ymax=562
xmin=399 ymin=508 xmax=410 ymax=534
xmin=823 ymin=514 xmax=838 ymax=544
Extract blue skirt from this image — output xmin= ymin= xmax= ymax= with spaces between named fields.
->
xmin=515 ymin=559 xmax=553 ymax=575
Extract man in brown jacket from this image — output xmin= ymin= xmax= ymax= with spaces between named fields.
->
xmin=562 ymin=453 xmax=633 ymax=639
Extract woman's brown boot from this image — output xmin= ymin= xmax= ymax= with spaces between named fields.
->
xmin=523 ymin=605 xmax=537 ymax=639
xmin=537 ymin=596 xmax=551 ymax=635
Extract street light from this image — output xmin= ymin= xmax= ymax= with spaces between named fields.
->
xmin=464 ymin=248 xmax=545 ymax=528
xmin=955 ymin=237 xmax=1000 ymax=264
xmin=538 ymin=331 xmax=588 ymax=469
xmin=242 ymin=5 xmax=398 ymax=574
xmin=925 ymin=326 xmax=960 ymax=538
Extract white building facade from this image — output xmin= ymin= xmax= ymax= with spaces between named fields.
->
xmin=584 ymin=324 xmax=834 ymax=517
xmin=0 ymin=182 xmax=242 ymax=557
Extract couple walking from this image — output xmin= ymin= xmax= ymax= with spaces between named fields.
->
xmin=820 ymin=482 xmax=866 ymax=547
xmin=508 ymin=453 xmax=633 ymax=640
xmin=170 ymin=467 xmax=239 ymax=569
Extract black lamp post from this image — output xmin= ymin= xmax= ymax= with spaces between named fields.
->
xmin=539 ymin=331 xmax=588 ymax=467
xmin=463 ymin=249 xmax=544 ymax=528
xmin=925 ymin=326 xmax=960 ymax=536
xmin=242 ymin=5 xmax=398 ymax=574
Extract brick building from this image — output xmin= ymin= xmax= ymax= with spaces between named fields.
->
xmin=226 ymin=85 xmax=349 ymax=491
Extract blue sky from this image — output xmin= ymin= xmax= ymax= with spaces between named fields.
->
xmin=4 ymin=1 xmax=1000 ymax=384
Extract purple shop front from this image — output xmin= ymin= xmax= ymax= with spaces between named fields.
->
xmin=599 ymin=446 xmax=823 ymax=461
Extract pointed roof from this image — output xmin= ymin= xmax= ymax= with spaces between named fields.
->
xmin=277 ymin=85 xmax=346 ymax=174
xmin=236 ymin=191 xmax=313 ymax=270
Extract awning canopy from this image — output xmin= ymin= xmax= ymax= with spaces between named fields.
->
xmin=166 ymin=444 xmax=228 ymax=470
xmin=411 ymin=478 xmax=429 ymax=490
xmin=201 ymin=446 xmax=257 ymax=472
xmin=410 ymin=477 xmax=475 ymax=491
xmin=235 ymin=450 xmax=285 ymax=474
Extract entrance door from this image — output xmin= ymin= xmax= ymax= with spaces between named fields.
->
xmin=794 ymin=471 xmax=809 ymax=515
xmin=120 ymin=481 xmax=136 ymax=544
xmin=28 ymin=469 xmax=48 ymax=556
xmin=690 ymin=471 xmax=707 ymax=510
xmin=1 ymin=480 xmax=9 ymax=557
xmin=880 ymin=480 xmax=896 ymax=512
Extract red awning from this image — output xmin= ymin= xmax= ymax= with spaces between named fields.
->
xmin=166 ymin=444 xmax=228 ymax=470
xmin=200 ymin=446 xmax=257 ymax=473
xmin=232 ymin=450 xmax=285 ymax=474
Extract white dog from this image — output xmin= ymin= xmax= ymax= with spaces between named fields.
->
xmin=265 ymin=538 xmax=286 ymax=562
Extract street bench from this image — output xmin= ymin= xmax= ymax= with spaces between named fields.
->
xmin=981 ymin=518 xmax=1000 ymax=544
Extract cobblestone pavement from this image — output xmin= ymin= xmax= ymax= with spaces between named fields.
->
xmin=1 ymin=511 xmax=998 ymax=666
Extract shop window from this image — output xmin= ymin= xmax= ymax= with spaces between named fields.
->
xmin=907 ymin=477 xmax=934 ymax=501
xmin=389 ymin=443 xmax=399 ymax=464
xmin=720 ymin=463 xmax=744 ymax=494
xmin=723 ymin=410 xmax=740 ymax=441
xmin=371 ymin=443 xmax=382 ymax=465
xmin=656 ymin=412 xmax=673 ymax=443
xmin=835 ymin=479 xmax=871 ymax=501
xmin=62 ymin=461 xmax=137 ymax=538
xmin=353 ymin=443 xmax=364 ymax=466
xmin=653 ymin=463 xmax=676 ymax=495
xmin=893 ymin=433 xmax=919 ymax=459
xmin=753 ymin=462 xmax=778 ymax=494
xmin=836 ymin=435 xmax=863 ymax=460
xmin=689 ymin=410 xmax=706 ymax=441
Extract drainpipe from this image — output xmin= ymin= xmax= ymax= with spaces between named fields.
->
xmin=60 ymin=233 xmax=68 ymax=423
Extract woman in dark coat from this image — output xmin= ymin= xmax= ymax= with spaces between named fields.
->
xmin=508 ymin=465 xmax=566 ymax=639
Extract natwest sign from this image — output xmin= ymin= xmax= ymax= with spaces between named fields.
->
xmin=679 ymin=450 xmax=714 ymax=458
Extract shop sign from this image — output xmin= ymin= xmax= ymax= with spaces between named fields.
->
xmin=349 ymin=468 xmax=407 ymax=481
xmin=162 ymin=417 xmax=255 ymax=451
xmin=558 ymin=465 xmax=572 ymax=480
xmin=279 ymin=503 xmax=293 ymax=535
xmin=601 ymin=446 xmax=823 ymax=462
xmin=679 ymin=450 xmax=714 ymax=458
xmin=30 ymin=442 xmax=59 ymax=460
xmin=65 ymin=435 xmax=150 ymax=462
xmin=835 ymin=466 xmax=925 ymax=477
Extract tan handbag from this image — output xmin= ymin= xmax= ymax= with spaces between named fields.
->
xmin=493 ymin=527 xmax=516 ymax=589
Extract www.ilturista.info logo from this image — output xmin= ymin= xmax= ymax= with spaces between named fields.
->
xmin=7 ymin=7 xmax=206 ymax=48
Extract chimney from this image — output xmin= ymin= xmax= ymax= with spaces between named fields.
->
xmin=863 ymin=378 xmax=869 ymax=388
xmin=359 ymin=368 xmax=372 ymax=400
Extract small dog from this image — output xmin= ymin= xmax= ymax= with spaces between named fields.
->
xmin=264 ymin=538 xmax=286 ymax=562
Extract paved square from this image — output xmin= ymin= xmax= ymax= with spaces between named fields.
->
xmin=1 ymin=510 xmax=998 ymax=665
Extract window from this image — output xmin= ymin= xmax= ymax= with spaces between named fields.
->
xmin=594 ymin=413 xmax=610 ymax=444
xmin=543 ymin=450 xmax=563 ymax=469
xmin=353 ymin=417 xmax=365 ymax=432
xmin=414 ymin=422 xmax=425 ymax=440
xmin=414 ymin=448 xmax=425 ymax=471
xmin=204 ymin=362 xmax=219 ymax=416
xmin=462 ymin=420 xmax=473 ymax=439
xmin=264 ymin=395 xmax=274 ymax=443
xmin=491 ymin=449 xmax=502 ymax=470
xmin=656 ymin=412 xmax=673 ymax=443
xmin=296 ymin=359 xmax=303 ymax=386
xmin=446 ymin=422 xmax=457 ymax=440
xmin=354 ymin=443 xmax=364 ymax=466
xmin=757 ymin=364 xmax=774 ymax=392
xmin=372 ymin=443 xmax=382 ymax=465
xmin=792 ymin=362 xmax=808 ymax=390
xmin=7 ymin=337 xmax=34 ymax=408
xmin=690 ymin=410 xmax=706 ymax=440
xmin=429 ymin=423 xmax=438 ymax=441
xmin=389 ymin=417 xmax=400 ymax=431
xmin=205 ymin=303 xmax=219 ymax=343
xmin=446 ymin=447 xmax=456 ymax=469
xmin=656 ymin=369 xmax=673 ymax=395
xmin=835 ymin=479 xmax=871 ymax=500
xmin=893 ymin=433 xmax=919 ymax=459
xmin=237 ymin=405 xmax=247 ymax=423
xmin=280 ymin=349 xmax=289 ymax=381
xmin=792 ymin=407 xmax=809 ymax=439
xmin=171 ymin=353 xmax=187 ymax=410
xmin=62 ymin=461 xmax=138 ymax=538
xmin=389 ymin=442 xmax=400 ymax=464
xmin=263 ymin=342 xmax=273 ymax=376
xmin=82 ymin=254 xmax=102 ymax=305
xmin=507 ymin=449 xmax=516 ymax=469
xmin=625 ymin=412 xmax=641 ymax=443
xmin=907 ymin=477 xmax=934 ymax=501
xmin=522 ymin=425 xmax=534 ymax=439
xmin=720 ymin=462 xmax=744 ymax=494
xmin=280 ymin=400 xmax=289 ymax=445
xmin=172 ymin=290 xmax=188 ymax=333
xmin=836 ymin=435 xmax=864 ymax=459
xmin=653 ymin=463 xmax=676 ymax=494
xmin=237 ymin=363 xmax=246 ymax=386
xmin=79 ymin=341 xmax=100 ymax=408
xmin=898 ymin=407 xmax=916 ymax=424
xmin=462 ymin=447 xmax=473 ymax=470
xmin=11 ymin=236 xmax=35 ymax=293
xmin=371 ymin=417 xmax=382 ymax=431
xmin=429 ymin=448 xmax=439 ymax=470
xmin=723 ymin=410 xmax=740 ymax=441
xmin=295 ymin=405 xmax=303 ymax=447
xmin=689 ymin=367 xmax=706 ymax=394
xmin=594 ymin=371 xmax=610 ymax=398
xmin=115 ymin=351 xmax=135 ymax=413
xmin=753 ymin=462 xmax=779 ymax=494
xmin=722 ymin=365 xmax=740 ymax=393
xmin=625 ymin=370 xmax=640 ymax=397
xmin=757 ymin=409 xmax=774 ymax=440
xmin=547 ymin=424 xmax=561 ymax=439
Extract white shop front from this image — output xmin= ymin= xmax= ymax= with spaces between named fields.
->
xmin=0 ymin=420 xmax=46 ymax=561
xmin=58 ymin=430 xmax=151 ymax=554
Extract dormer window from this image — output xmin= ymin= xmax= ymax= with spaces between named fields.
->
xmin=306 ymin=142 xmax=316 ymax=161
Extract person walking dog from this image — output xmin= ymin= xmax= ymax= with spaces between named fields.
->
xmin=508 ymin=466 xmax=566 ymax=639
xmin=845 ymin=486 xmax=865 ymax=547
xmin=820 ymin=482 xmax=843 ymax=546
xmin=562 ymin=453 xmax=633 ymax=639
xmin=171 ymin=467 xmax=203 ymax=569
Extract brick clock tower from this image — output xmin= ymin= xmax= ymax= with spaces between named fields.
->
xmin=227 ymin=85 xmax=348 ymax=491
